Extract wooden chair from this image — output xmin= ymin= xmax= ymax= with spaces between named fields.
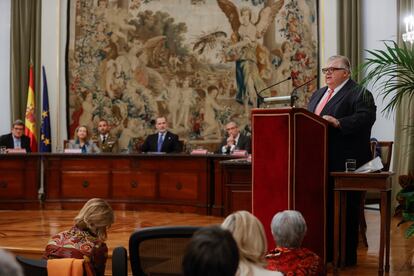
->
xmin=359 ymin=140 xmax=393 ymax=247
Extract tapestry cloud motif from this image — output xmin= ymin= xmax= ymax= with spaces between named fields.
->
xmin=67 ymin=0 xmax=318 ymax=151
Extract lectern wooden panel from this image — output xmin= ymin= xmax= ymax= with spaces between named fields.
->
xmin=252 ymin=108 xmax=328 ymax=262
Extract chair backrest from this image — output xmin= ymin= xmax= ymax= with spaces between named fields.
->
xmin=16 ymin=255 xmax=48 ymax=276
xmin=128 ymin=226 xmax=200 ymax=276
xmin=370 ymin=140 xmax=393 ymax=171
xmin=112 ymin=246 xmax=128 ymax=276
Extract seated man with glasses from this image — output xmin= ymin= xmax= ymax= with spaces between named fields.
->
xmin=0 ymin=119 xmax=31 ymax=152
xmin=218 ymin=121 xmax=251 ymax=154
xmin=308 ymin=55 xmax=376 ymax=266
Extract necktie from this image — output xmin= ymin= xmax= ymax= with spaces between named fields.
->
xmin=157 ymin=133 xmax=164 ymax=152
xmin=102 ymin=135 xmax=106 ymax=143
xmin=315 ymin=89 xmax=334 ymax=115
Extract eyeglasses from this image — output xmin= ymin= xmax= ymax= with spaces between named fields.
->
xmin=321 ymin=67 xmax=347 ymax=74
xmin=13 ymin=127 xmax=24 ymax=131
xmin=226 ymin=126 xmax=237 ymax=131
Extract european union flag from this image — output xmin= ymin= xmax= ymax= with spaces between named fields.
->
xmin=40 ymin=66 xmax=51 ymax=152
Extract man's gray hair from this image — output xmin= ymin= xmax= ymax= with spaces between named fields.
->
xmin=327 ymin=55 xmax=351 ymax=73
xmin=270 ymin=210 xmax=307 ymax=248
xmin=0 ymin=249 xmax=24 ymax=276
xmin=12 ymin=119 xmax=25 ymax=127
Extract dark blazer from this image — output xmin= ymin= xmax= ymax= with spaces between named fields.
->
xmin=308 ymin=79 xmax=376 ymax=171
xmin=0 ymin=133 xmax=31 ymax=153
xmin=141 ymin=131 xmax=182 ymax=153
xmin=219 ymin=133 xmax=252 ymax=154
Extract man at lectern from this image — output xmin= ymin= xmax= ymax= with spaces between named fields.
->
xmin=218 ymin=121 xmax=251 ymax=154
xmin=141 ymin=116 xmax=182 ymax=153
xmin=308 ymin=55 xmax=376 ymax=266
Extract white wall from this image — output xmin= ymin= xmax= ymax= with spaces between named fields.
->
xmin=362 ymin=0 xmax=397 ymax=141
xmin=41 ymin=0 xmax=68 ymax=151
xmin=319 ymin=0 xmax=338 ymax=71
xmin=0 ymin=0 xmax=11 ymax=134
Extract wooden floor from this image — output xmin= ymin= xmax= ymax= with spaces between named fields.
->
xmin=0 ymin=209 xmax=413 ymax=275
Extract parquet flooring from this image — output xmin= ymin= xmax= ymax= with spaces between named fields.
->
xmin=0 ymin=209 xmax=413 ymax=275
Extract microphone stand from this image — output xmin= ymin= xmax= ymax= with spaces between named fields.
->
xmin=289 ymin=77 xmax=317 ymax=107
xmin=255 ymin=76 xmax=292 ymax=107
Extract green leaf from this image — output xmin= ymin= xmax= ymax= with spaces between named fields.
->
xmin=405 ymin=223 xmax=414 ymax=238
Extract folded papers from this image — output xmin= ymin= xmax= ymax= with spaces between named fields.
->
xmin=355 ymin=156 xmax=384 ymax=173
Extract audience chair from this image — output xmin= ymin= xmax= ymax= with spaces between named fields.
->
xmin=129 ymin=226 xmax=200 ymax=276
xmin=359 ymin=141 xmax=394 ymax=247
xmin=112 ymin=246 xmax=128 ymax=276
xmin=16 ymin=255 xmax=48 ymax=276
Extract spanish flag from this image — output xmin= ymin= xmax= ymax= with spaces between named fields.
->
xmin=25 ymin=64 xmax=37 ymax=152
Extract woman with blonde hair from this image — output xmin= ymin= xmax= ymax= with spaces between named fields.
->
xmin=43 ymin=198 xmax=114 ymax=276
xmin=222 ymin=211 xmax=282 ymax=276
xmin=68 ymin=125 xmax=100 ymax=153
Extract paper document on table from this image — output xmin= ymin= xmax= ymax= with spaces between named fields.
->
xmin=355 ymin=156 xmax=384 ymax=173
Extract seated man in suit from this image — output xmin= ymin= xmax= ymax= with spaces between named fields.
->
xmin=141 ymin=116 xmax=182 ymax=153
xmin=219 ymin=121 xmax=251 ymax=154
xmin=0 ymin=119 xmax=31 ymax=152
xmin=94 ymin=119 xmax=119 ymax=153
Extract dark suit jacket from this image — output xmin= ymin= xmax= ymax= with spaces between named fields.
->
xmin=308 ymin=79 xmax=376 ymax=171
xmin=141 ymin=131 xmax=182 ymax=153
xmin=219 ymin=133 xmax=252 ymax=154
xmin=0 ymin=133 xmax=31 ymax=153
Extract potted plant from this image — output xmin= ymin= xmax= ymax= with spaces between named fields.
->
xmin=395 ymin=174 xmax=414 ymax=238
xmin=357 ymin=40 xmax=414 ymax=238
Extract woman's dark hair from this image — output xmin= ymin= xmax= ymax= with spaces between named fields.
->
xmin=182 ymin=226 xmax=239 ymax=276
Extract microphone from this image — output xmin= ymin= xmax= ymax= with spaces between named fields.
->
xmin=256 ymin=76 xmax=292 ymax=97
xmin=290 ymin=76 xmax=317 ymax=107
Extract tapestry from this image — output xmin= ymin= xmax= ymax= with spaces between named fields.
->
xmin=67 ymin=0 xmax=318 ymax=151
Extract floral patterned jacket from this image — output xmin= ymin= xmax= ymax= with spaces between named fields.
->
xmin=43 ymin=225 xmax=108 ymax=276
xmin=266 ymin=247 xmax=324 ymax=276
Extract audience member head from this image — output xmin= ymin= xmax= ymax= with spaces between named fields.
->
xmin=11 ymin=119 xmax=25 ymax=139
xmin=155 ymin=116 xmax=168 ymax=134
xmin=73 ymin=125 xmax=90 ymax=142
xmin=182 ymin=226 xmax=239 ymax=276
xmin=74 ymin=198 xmax=114 ymax=241
xmin=271 ymin=210 xmax=307 ymax=249
xmin=0 ymin=249 xmax=24 ymax=276
xmin=225 ymin=121 xmax=240 ymax=138
xmin=222 ymin=211 xmax=267 ymax=266
xmin=97 ymin=119 xmax=110 ymax=135
xmin=323 ymin=55 xmax=351 ymax=90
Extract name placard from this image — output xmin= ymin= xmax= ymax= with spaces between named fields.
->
xmin=7 ymin=148 xmax=27 ymax=154
xmin=231 ymin=150 xmax=247 ymax=156
xmin=190 ymin=149 xmax=208 ymax=155
xmin=64 ymin=149 xmax=82 ymax=154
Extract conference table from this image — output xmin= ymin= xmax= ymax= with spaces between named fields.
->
xmin=331 ymin=171 xmax=394 ymax=275
xmin=0 ymin=153 xmax=243 ymax=215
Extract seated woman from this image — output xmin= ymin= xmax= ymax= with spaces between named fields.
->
xmin=222 ymin=211 xmax=282 ymax=276
xmin=67 ymin=125 xmax=100 ymax=153
xmin=266 ymin=210 xmax=324 ymax=275
xmin=43 ymin=198 xmax=114 ymax=276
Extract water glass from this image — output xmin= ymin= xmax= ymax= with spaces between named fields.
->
xmin=345 ymin=159 xmax=357 ymax=172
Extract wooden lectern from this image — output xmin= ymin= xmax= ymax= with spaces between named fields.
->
xmin=252 ymin=107 xmax=328 ymax=262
